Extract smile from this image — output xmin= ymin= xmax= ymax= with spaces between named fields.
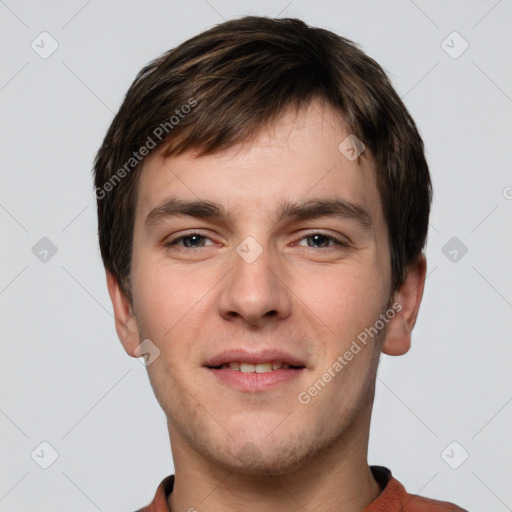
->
xmin=211 ymin=362 xmax=300 ymax=372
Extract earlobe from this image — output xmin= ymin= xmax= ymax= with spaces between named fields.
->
xmin=105 ymin=270 xmax=140 ymax=357
xmin=381 ymin=254 xmax=427 ymax=356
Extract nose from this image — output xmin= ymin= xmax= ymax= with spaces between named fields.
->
xmin=217 ymin=241 xmax=292 ymax=328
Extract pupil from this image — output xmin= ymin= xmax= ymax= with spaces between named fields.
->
xmin=185 ymin=235 xmax=202 ymax=248
xmin=310 ymin=234 xmax=327 ymax=248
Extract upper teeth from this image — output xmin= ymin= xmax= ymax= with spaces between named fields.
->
xmin=223 ymin=362 xmax=291 ymax=372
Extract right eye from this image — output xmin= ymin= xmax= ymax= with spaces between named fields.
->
xmin=165 ymin=233 xmax=215 ymax=250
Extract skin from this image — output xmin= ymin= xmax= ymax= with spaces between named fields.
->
xmin=107 ymin=98 xmax=426 ymax=512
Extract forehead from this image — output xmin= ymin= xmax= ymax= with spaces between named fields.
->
xmin=134 ymin=99 xmax=383 ymax=231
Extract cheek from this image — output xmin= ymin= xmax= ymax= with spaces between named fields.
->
xmin=131 ymin=259 xmax=219 ymax=370
xmin=297 ymin=264 xmax=388 ymax=342
xmin=132 ymin=257 xmax=197 ymax=329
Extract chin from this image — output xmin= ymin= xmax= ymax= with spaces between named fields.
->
xmin=215 ymin=441 xmax=312 ymax=476
xmin=195 ymin=423 xmax=334 ymax=477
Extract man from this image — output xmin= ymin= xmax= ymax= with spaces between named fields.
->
xmin=93 ymin=16 xmax=466 ymax=512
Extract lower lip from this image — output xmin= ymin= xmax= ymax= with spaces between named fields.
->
xmin=206 ymin=367 xmax=304 ymax=391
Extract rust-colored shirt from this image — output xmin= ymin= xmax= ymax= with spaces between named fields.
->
xmin=136 ymin=466 xmax=466 ymax=511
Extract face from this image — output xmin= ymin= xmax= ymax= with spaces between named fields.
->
xmin=112 ymin=99 xmax=415 ymax=475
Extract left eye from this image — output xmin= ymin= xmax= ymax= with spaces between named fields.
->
xmin=295 ymin=233 xmax=348 ymax=249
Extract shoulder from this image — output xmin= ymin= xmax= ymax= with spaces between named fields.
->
xmin=403 ymin=493 xmax=468 ymax=511
xmin=368 ymin=466 xmax=467 ymax=512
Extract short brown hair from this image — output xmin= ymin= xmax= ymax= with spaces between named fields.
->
xmin=93 ymin=16 xmax=432 ymax=304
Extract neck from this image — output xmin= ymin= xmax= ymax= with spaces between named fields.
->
xmin=167 ymin=418 xmax=381 ymax=512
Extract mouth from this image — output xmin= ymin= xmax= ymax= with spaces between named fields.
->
xmin=204 ymin=350 xmax=307 ymax=391
xmin=208 ymin=361 xmax=304 ymax=372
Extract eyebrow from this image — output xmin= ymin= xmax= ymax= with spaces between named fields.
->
xmin=145 ymin=196 xmax=373 ymax=229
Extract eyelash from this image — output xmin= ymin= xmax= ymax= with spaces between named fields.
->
xmin=165 ymin=232 xmax=350 ymax=251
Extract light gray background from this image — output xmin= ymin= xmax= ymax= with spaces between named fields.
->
xmin=1 ymin=1 xmax=511 ymax=511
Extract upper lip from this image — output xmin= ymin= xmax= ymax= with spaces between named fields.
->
xmin=204 ymin=349 xmax=306 ymax=368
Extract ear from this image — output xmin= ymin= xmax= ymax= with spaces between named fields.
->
xmin=105 ymin=270 xmax=140 ymax=357
xmin=381 ymin=254 xmax=427 ymax=356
